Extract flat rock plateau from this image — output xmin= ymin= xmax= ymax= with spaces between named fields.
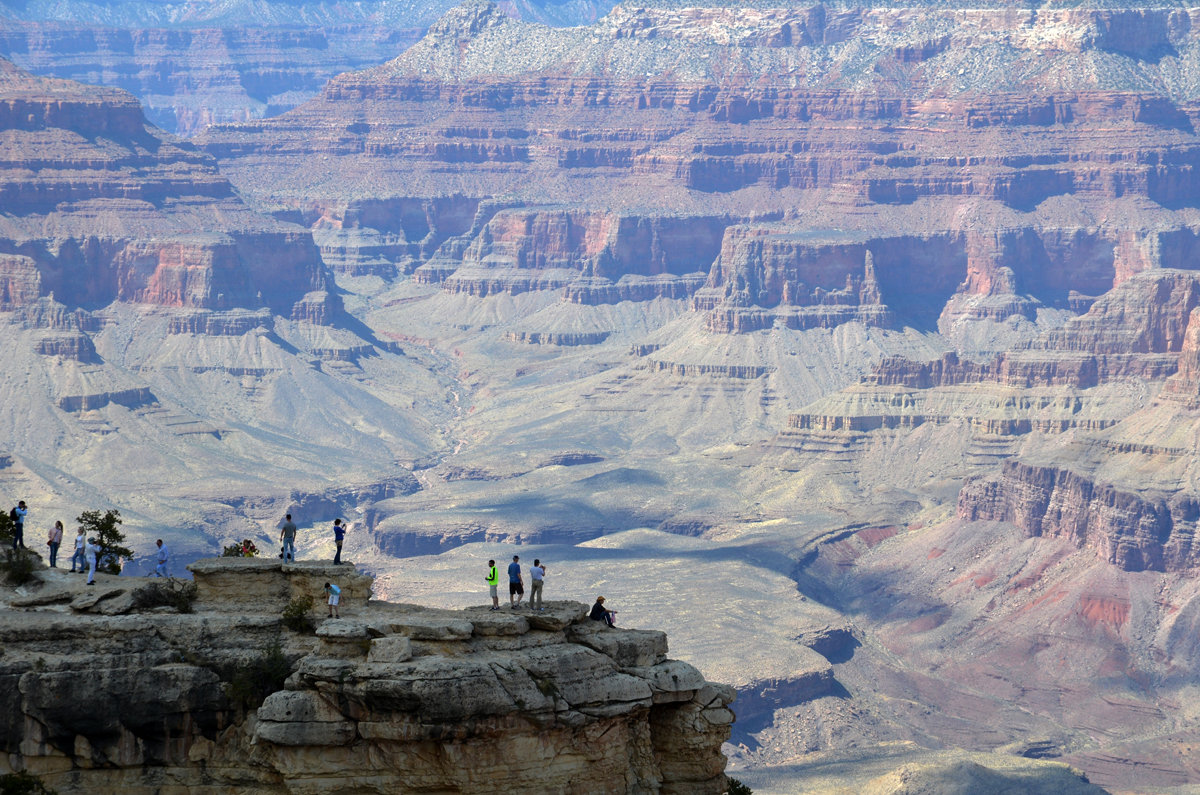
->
xmin=7 ymin=0 xmax=1200 ymax=792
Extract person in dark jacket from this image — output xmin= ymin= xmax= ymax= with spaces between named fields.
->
xmin=589 ymin=596 xmax=616 ymax=627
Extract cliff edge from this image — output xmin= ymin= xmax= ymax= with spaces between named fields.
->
xmin=0 ymin=558 xmax=735 ymax=794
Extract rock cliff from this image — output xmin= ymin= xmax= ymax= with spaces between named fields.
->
xmin=0 ymin=559 xmax=735 ymax=794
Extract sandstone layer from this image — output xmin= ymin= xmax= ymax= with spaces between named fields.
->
xmin=0 ymin=558 xmax=734 ymax=794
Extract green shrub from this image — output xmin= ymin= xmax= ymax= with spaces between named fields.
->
xmin=132 ymin=579 xmax=198 ymax=613
xmin=76 ymin=509 xmax=133 ymax=575
xmin=1 ymin=548 xmax=38 ymax=586
xmin=226 ymin=642 xmax=291 ymax=710
xmin=282 ymin=594 xmax=315 ymax=633
xmin=0 ymin=771 xmax=57 ymax=795
xmin=0 ymin=510 xmax=13 ymax=548
xmin=725 ymin=778 xmax=753 ymax=795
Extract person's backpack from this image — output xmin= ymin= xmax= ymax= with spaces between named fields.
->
xmin=8 ymin=507 xmax=17 ymax=523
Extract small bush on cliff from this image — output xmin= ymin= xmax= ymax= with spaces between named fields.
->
xmin=724 ymin=778 xmax=753 ymax=795
xmin=0 ymin=771 xmax=57 ymax=795
xmin=1 ymin=548 xmax=38 ymax=586
xmin=227 ymin=642 xmax=291 ymax=710
xmin=0 ymin=509 xmax=13 ymax=547
xmin=282 ymin=594 xmax=315 ymax=633
xmin=132 ymin=579 xmax=198 ymax=613
xmin=77 ymin=509 xmax=133 ymax=575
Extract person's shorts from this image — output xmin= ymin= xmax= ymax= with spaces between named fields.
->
xmin=489 ymin=584 xmax=498 ymax=598
xmin=509 ymin=582 xmax=524 ymax=595
xmin=328 ymin=593 xmax=340 ymax=606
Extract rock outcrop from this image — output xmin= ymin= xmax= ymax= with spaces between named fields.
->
xmin=0 ymin=559 xmax=734 ymax=794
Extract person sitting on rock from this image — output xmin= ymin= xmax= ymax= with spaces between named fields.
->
xmin=324 ymin=582 xmax=341 ymax=619
xmin=589 ymin=596 xmax=616 ymax=627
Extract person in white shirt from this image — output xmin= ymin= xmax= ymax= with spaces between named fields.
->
xmin=70 ymin=528 xmax=86 ymax=573
xmin=85 ymin=537 xmax=100 ymax=585
xmin=529 ymin=559 xmax=546 ymax=611
xmin=154 ymin=539 xmax=169 ymax=577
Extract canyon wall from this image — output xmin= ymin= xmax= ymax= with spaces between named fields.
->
xmin=0 ymin=57 xmax=335 ymax=319
xmin=198 ymin=2 xmax=1200 ymax=334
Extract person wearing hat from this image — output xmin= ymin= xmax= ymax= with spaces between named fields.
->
xmin=589 ymin=596 xmax=617 ymax=627
xmin=85 ymin=536 xmax=101 ymax=585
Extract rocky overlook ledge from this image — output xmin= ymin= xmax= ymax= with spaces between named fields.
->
xmin=0 ymin=558 xmax=735 ymax=794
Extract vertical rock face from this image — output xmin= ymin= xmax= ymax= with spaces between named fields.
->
xmin=0 ymin=560 xmax=734 ymax=794
xmin=198 ymin=2 xmax=1200 ymax=334
xmin=958 ymin=460 xmax=1199 ymax=572
xmin=0 ymin=58 xmax=335 ymax=319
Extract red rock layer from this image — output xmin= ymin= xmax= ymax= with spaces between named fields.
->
xmin=958 ymin=460 xmax=1199 ymax=572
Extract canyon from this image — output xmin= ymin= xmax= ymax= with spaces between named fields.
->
xmin=0 ymin=0 xmax=618 ymax=135
xmin=7 ymin=2 xmax=1200 ymax=793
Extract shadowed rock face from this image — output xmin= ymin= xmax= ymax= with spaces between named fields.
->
xmin=0 ymin=559 xmax=735 ymax=794
xmin=197 ymin=2 xmax=1200 ymax=333
xmin=0 ymin=58 xmax=335 ymax=319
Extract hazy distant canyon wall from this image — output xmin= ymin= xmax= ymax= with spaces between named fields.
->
xmin=196 ymin=2 xmax=1200 ymax=339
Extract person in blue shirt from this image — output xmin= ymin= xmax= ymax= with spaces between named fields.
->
xmin=324 ymin=582 xmax=341 ymax=618
xmin=11 ymin=501 xmax=27 ymax=550
xmin=508 ymin=555 xmax=524 ymax=609
xmin=332 ymin=519 xmax=346 ymax=565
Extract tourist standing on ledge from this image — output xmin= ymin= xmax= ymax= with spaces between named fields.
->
xmin=590 ymin=596 xmax=616 ymax=627
xmin=70 ymin=527 xmax=85 ymax=573
xmin=332 ymin=519 xmax=346 ymax=565
xmin=508 ymin=555 xmax=524 ymax=609
xmin=280 ymin=514 xmax=298 ymax=563
xmin=10 ymin=501 xmax=27 ymax=549
xmin=486 ymin=559 xmax=500 ymax=610
xmin=46 ymin=520 xmax=63 ymax=568
xmin=85 ymin=536 xmax=100 ymax=585
xmin=529 ymin=559 xmax=545 ymax=611
xmin=155 ymin=539 xmax=169 ymax=577
xmin=324 ymin=582 xmax=341 ymax=618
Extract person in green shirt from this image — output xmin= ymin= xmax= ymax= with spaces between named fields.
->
xmin=486 ymin=559 xmax=500 ymax=611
